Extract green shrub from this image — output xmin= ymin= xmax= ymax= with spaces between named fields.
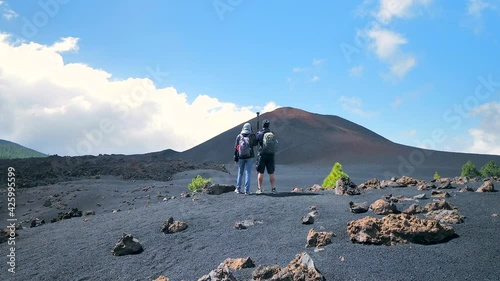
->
xmin=461 ymin=160 xmax=481 ymax=178
xmin=433 ymin=172 xmax=441 ymax=180
xmin=188 ymin=175 xmax=212 ymax=192
xmin=480 ymin=160 xmax=500 ymax=178
xmin=322 ymin=162 xmax=349 ymax=189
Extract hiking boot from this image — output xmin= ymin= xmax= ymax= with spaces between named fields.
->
xmin=244 ymin=192 xmax=249 ymax=195
xmin=272 ymin=188 xmax=276 ymax=193
xmin=234 ymin=189 xmax=241 ymax=194
xmin=256 ymin=189 xmax=263 ymax=194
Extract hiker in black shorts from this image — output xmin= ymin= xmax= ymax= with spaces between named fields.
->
xmin=255 ymin=120 xmax=278 ymax=194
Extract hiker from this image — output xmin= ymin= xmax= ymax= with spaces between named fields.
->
xmin=234 ymin=123 xmax=257 ymax=194
xmin=255 ymin=119 xmax=278 ymax=194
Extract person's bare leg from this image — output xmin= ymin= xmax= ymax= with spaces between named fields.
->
xmin=258 ymin=173 xmax=264 ymax=190
xmin=270 ymin=173 xmax=275 ymax=189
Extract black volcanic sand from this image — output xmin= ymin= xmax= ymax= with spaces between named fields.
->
xmin=0 ymin=165 xmax=499 ymax=281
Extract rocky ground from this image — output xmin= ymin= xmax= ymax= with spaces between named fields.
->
xmin=0 ymin=163 xmax=499 ymax=281
xmin=0 ymin=153 xmax=227 ymax=188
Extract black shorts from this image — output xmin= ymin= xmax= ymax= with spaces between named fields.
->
xmin=256 ymin=153 xmax=275 ymax=174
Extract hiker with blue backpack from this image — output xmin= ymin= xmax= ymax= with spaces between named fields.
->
xmin=255 ymin=119 xmax=278 ymax=194
xmin=234 ymin=123 xmax=257 ymax=195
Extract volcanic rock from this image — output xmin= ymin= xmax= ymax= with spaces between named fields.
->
xmin=413 ymin=193 xmax=427 ymax=200
xmin=417 ymin=183 xmax=436 ymax=191
xmin=252 ymin=253 xmax=325 ymax=281
xmin=403 ymin=204 xmax=425 ymax=215
xmin=477 ymin=180 xmax=495 ymax=192
xmin=380 ymin=180 xmax=401 ymax=188
xmin=307 ymin=184 xmax=323 ymax=191
xmin=387 ymin=195 xmax=414 ymax=203
xmin=56 ymin=208 xmax=83 ymax=221
xmin=234 ymin=219 xmax=263 ymax=230
xmin=161 ymin=217 xmax=188 ymax=234
xmin=335 ymin=177 xmax=361 ymax=195
xmin=219 ymin=257 xmax=256 ymax=270
xmin=396 ymin=176 xmax=422 ymax=187
xmin=292 ymin=188 xmax=304 ymax=192
xmin=198 ymin=267 xmax=236 ymax=281
xmin=437 ymin=181 xmax=453 ymax=189
xmin=252 ymin=265 xmax=281 ymax=280
xmin=204 ymin=184 xmax=236 ymax=195
xmin=349 ymin=201 xmax=369 ymax=213
xmin=30 ymin=218 xmax=45 ymax=228
xmin=234 ymin=222 xmax=247 ymax=230
xmin=306 ymin=229 xmax=334 ymax=248
xmin=425 ymin=200 xmax=456 ymax=212
xmin=347 ymin=214 xmax=457 ymax=245
xmin=370 ymin=199 xmax=399 ymax=215
xmin=426 ymin=210 xmax=464 ymax=224
xmin=112 ymin=233 xmax=143 ymax=256
xmin=153 ymin=276 xmax=170 ymax=281
xmin=459 ymin=186 xmax=475 ymax=192
xmin=431 ymin=190 xmax=451 ymax=198
xmin=84 ymin=210 xmax=96 ymax=216
xmin=180 ymin=192 xmax=191 ymax=198
xmin=308 ymin=211 xmax=318 ymax=217
xmin=302 ymin=215 xmax=315 ymax=225
xmin=358 ymin=178 xmax=381 ymax=190
xmin=1 ymin=227 xmax=19 ymax=244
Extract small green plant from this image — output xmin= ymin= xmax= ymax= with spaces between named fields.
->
xmin=461 ymin=160 xmax=481 ymax=178
xmin=322 ymin=162 xmax=349 ymax=189
xmin=480 ymin=160 xmax=500 ymax=178
xmin=188 ymin=175 xmax=212 ymax=192
xmin=433 ymin=172 xmax=441 ymax=180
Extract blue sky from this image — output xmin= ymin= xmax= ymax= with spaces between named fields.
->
xmin=0 ymin=0 xmax=499 ymax=156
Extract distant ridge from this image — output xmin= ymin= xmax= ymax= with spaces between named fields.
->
xmin=0 ymin=139 xmax=47 ymax=159
xmin=163 ymin=107 xmax=500 ymax=175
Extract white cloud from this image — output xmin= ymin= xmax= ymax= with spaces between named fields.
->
xmin=466 ymin=102 xmax=500 ymax=155
xmin=367 ymin=27 xmax=407 ymax=59
xmin=468 ymin=0 xmax=493 ymax=17
xmin=0 ymin=34 xmax=274 ymax=155
xmin=338 ymin=96 xmax=377 ymax=118
xmin=466 ymin=0 xmax=499 ymax=34
xmin=389 ymin=55 xmax=416 ymax=78
xmin=48 ymin=37 xmax=80 ymax=53
xmin=0 ymin=1 xmax=18 ymax=20
xmin=376 ymin=0 xmax=432 ymax=24
xmin=311 ymin=75 xmax=320 ymax=82
xmin=365 ymin=25 xmax=416 ymax=78
xmin=292 ymin=67 xmax=304 ymax=73
xmin=349 ymin=65 xmax=365 ymax=77
xmin=263 ymin=101 xmax=280 ymax=113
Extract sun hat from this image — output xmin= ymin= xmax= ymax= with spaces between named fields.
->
xmin=241 ymin=123 xmax=252 ymax=134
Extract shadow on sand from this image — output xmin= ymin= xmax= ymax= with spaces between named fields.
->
xmin=255 ymin=192 xmax=322 ymax=198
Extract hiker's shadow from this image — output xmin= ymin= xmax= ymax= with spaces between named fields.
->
xmin=259 ymin=192 xmax=322 ymax=198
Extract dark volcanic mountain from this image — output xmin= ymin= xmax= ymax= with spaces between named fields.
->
xmin=176 ymin=107 xmax=500 ymax=175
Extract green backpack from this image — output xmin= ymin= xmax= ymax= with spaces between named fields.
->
xmin=262 ymin=132 xmax=277 ymax=154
